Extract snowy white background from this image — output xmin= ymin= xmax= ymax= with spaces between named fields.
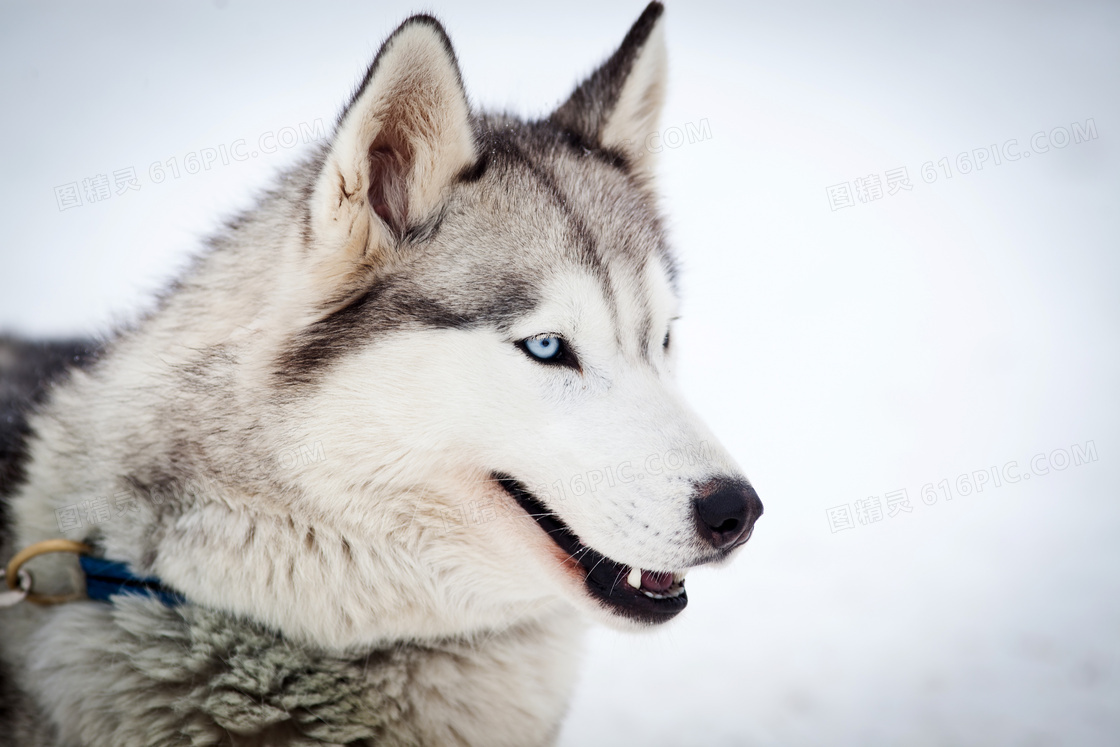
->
xmin=2 ymin=2 xmax=1118 ymax=745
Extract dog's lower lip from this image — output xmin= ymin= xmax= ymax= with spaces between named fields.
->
xmin=494 ymin=474 xmax=687 ymax=623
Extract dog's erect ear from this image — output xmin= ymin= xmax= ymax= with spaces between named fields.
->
xmin=308 ymin=15 xmax=475 ymax=296
xmin=550 ymin=2 xmax=667 ymax=172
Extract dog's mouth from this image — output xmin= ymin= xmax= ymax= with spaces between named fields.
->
xmin=495 ymin=474 xmax=687 ymax=624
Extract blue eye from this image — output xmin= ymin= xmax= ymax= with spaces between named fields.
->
xmin=517 ymin=335 xmax=580 ymax=370
xmin=525 ymin=336 xmax=561 ymax=360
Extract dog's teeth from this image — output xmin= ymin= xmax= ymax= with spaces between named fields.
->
xmin=627 ymin=567 xmax=642 ymax=589
xmin=673 ymin=571 xmax=687 ymax=583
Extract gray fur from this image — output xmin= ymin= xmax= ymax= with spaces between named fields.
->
xmin=0 ymin=4 xmax=759 ymax=744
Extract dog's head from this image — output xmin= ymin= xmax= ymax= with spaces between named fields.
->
xmin=262 ymin=3 xmax=761 ymax=637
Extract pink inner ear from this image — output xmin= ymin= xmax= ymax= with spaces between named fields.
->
xmin=367 ymin=138 xmax=411 ymax=239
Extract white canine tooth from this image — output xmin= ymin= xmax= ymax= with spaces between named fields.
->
xmin=627 ymin=567 xmax=642 ymax=589
xmin=673 ymin=571 xmax=687 ymax=583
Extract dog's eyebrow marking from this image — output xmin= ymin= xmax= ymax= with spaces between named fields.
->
xmin=276 ymin=266 xmax=536 ymax=388
xmin=276 ymin=281 xmax=391 ymax=387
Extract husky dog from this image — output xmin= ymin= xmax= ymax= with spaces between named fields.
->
xmin=0 ymin=4 xmax=762 ymax=745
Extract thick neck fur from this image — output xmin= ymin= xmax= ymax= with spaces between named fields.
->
xmin=10 ymin=597 xmax=581 ymax=746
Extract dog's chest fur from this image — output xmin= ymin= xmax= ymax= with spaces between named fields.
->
xmin=5 ymin=598 xmax=580 ymax=746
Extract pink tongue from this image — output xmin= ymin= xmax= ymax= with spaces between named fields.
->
xmin=641 ymin=570 xmax=674 ymax=593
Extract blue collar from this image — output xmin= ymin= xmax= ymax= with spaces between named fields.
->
xmin=79 ymin=555 xmax=185 ymax=607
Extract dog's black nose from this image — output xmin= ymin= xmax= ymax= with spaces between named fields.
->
xmin=693 ymin=479 xmax=763 ymax=549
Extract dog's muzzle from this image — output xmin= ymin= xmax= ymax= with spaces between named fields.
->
xmin=495 ymin=472 xmax=763 ymax=625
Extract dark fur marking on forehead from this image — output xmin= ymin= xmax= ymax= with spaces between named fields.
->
xmin=477 ymin=118 xmax=687 ymax=364
xmin=478 ymin=126 xmax=625 ymax=336
xmin=516 ymin=156 xmax=603 ymax=276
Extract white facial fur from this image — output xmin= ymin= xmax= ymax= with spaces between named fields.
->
xmin=269 ymin=259 xmax=747 ymax=637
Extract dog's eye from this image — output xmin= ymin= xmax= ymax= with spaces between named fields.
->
xmin=663 ymin=331 xmax=671 ymax=350
xmin=517 ymin=336 xmax=580 ymax=370
xmin=526 ymin=336 xmax=561 ymax=359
